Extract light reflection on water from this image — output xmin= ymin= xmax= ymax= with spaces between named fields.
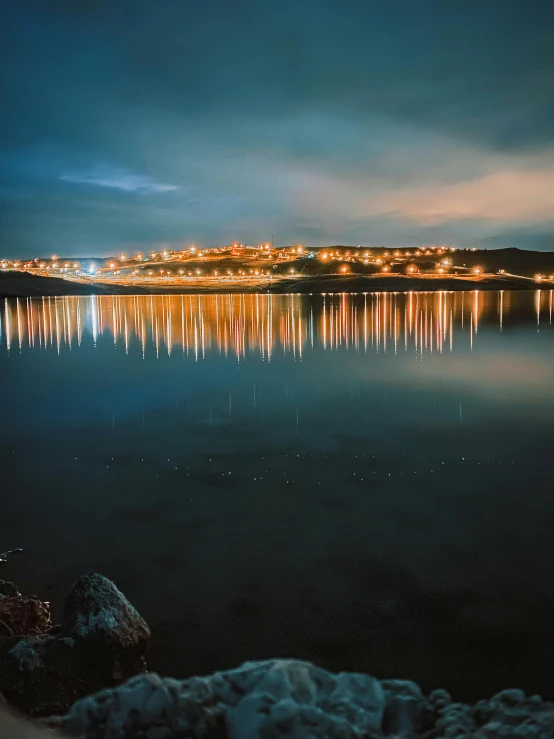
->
xmin=1 ymin=290 xmax=554 ymax=701
xmin=2 ymin=289 xmax=553 ymax=357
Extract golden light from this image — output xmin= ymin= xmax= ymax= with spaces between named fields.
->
xmin=64 ymin=262 xmax=69 ymax=268
xmin=375 ymin=258 xmax=382 ymax=264
xmin=437 ymin=267 xmax=444 ymax=274
xmin=473 ymin=267 xmax=482 ymax=275
xmin=73 ymin=262 xmax=78 ymax=268
xmin=442 ymin=259 xmax=449 ymax=266
xmin=384 ymin=251 xmax=389 ymax=257
xmin=405 ymin=251 xmax=411 ymax=256
xmin=535 ymin=274 xmax=543 ymax=282
xmin=179 ymin=269 xmax=184 ymax=275
xmin=136 ymin=253 xmax=143 ymax=259
xmin=394 ymin=251 xmax=400 ymax=256
xmin=109 ymin=262 xmax=115 ymax=269
xmin=415 ymin=251 xmax=421 ymax=256
xmin=321 ymin=252 xmax=328 ymax=260
xmin=382 ymin=265 xmax=390 ymax=273
xmin=407 ymin=265 xmax=416 ymax=273
xmin=340 ymin=265 xmax=348 ymax=273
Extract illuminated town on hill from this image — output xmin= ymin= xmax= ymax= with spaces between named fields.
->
xmin=1 ymin=242 xmax=552 ymax=287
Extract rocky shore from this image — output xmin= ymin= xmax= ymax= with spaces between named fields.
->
xmin=1 ymin=574 xmax=553 ymax=737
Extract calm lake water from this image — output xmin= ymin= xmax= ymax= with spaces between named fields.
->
xmin=2 ymin=290 xmax=554 ymax=700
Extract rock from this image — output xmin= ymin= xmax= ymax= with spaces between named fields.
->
xmin=0 ymin=590 xmax=51 ymax=636
xmin=428 ymin=687 xmax=452 ymax=711
xmin=0 ymin=621 xmax=13 ymax=637
xmin=0 ymin=574 xmax=149 ymax=717
xmin=435 ymin=691 xmax=554 ymax=738
xmin=381 ymin=679 xmax=424 ymax=736
xmin=0 ymin=635 xmax=86 ymax=716
xmin=47 ymin=660 xmax=386 ymax=738
xmin=0 ymin=581 xmax=20 ymax=597
xmin=63 ymin=573 xmax=150 ymax=653
xmin=44 ymin=660 xmax=554 ymax=738
xmin=62 ymin=573 xmax=150 ymax=687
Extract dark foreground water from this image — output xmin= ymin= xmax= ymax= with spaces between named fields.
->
xmin=1 ymin=290 xmax=554 ymax=701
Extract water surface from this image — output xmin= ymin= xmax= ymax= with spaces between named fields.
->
xmin=2 ymin=290 xmax=554 ymax=700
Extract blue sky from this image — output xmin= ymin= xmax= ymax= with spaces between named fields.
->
xmin=1 ymin=0 xmax=554 ymax=256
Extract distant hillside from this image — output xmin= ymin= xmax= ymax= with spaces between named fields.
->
xmin=0 ymin=272 xmax=144 ymax=297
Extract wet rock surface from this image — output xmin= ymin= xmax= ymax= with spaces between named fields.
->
xmin=44 ymin=660 xmax=554 ymax=738
xmin=0 ymin=574 xmax=149 ymax=717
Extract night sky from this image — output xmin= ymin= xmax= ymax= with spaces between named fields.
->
xmin=2 ymin=0 xmax=554 ymax=257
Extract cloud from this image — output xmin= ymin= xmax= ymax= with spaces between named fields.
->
xmin=60 ymin=166 xmax=179 ymax=193
xmin=2 ymin=0 xmax=554 ymax=254
xmin=374 ymin=166 xmax=554 ymax=226
xmin=279 ymin=147 xmax=554 ymax=231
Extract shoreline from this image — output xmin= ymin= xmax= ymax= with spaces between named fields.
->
xmin=0 ymin=271 xmax=542 ymax=298
xmin=2 ymin=573 xmax=553 ymax=737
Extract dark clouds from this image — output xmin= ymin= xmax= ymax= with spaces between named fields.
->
xmin=1 ymin=0 xmax=554 ymax=255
